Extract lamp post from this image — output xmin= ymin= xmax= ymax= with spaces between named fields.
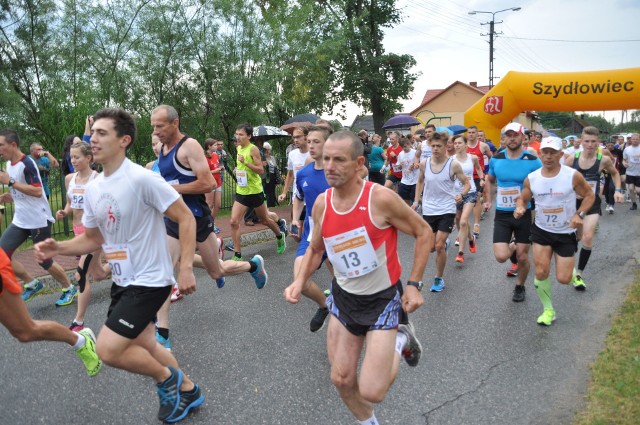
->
xmin=469 ymin=7 xmax=521 ymax=88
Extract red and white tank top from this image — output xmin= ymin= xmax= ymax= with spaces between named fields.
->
xmin=321 ymin=181 xmax=401 ymax=295
xmin=467 ymin=142 xmax=484 ymax=178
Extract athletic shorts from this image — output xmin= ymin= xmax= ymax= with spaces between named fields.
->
xmin=577 ymin=196 xmax=601 ymax=216
xmin=386 ymin=174 xmax=401 ymax=185
xmin=235 ymin=192 xmax=265 ymax=209
xmin=165 ymin=214 xmax=213 ymax=243
xmin=397 ymin=183 xmax=416 ymax=202
xmin=295 ymin=237 xmax=328 ymax=267
xmin=423 ymin=213 xmax=456 ymax=234
xmin=493 ymin=209 xmax=532 ymax=244
xmin=73 ymin=224 xmax=86 ymax=236
xmin=456 ymin=192 xmax=478 ymax=211
xmin=0 ymin=222 xmax=54 ymax=269
xmin=530 ymin=224 xmax=578 ymax=258
xmin=105 ymin=283 xmax=172 ymax=339
xmin=626 ymin=175 xmax=640 ymax=186
xmin=474 ymin=178 xmax=484 ymax=194
xmin=0 ymin=248 xmax=22 ymax=296
xmin=326 ymin=279 xmax=406 ymax=337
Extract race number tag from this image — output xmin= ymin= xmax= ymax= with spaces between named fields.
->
xmin=102 ymin=244 xmax=135 ymax=285
xmin=497 ymin=186 xmax=521 ymax=209
xmin=631 ymin=155 xmax=640 ymax=164
xmin=324 ymin=227 xmax=378 ymax=278
xmin=70 ymin=187 xmax=85 ymax=209
xmin=392 ymin=163 xmax=402 ymax=172
xmin=166 ymin=179 xmax=179 ymax=186
xmin=236 ymin=170 xmax=248 ymax=187
xmin=537 ymin=207 xmax=567 ymax=228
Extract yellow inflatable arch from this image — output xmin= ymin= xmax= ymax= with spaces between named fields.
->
xmin=464 ymin=68 xmax=640 ymax=144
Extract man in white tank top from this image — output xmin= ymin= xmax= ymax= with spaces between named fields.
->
xmin=514 ymin=137 xmax=594 ymax=326
xmin=413 ymin=132 xmax=469 ymax=292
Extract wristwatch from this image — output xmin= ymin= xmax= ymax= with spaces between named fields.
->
xmin=8 ymin=177 xmax=15 ymax=187
xmin=406 ymin=280 xmax=423 ymax=291
xmin=577 ymin=211 xmax=586 ymax=219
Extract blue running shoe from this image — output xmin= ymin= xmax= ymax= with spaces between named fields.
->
xmin=278 ymin=218 xmax=288 ymax=237
xmin=215 ymin=276 xmax=225 ymax=289
xmin=249 ymin=255 xmax=268 ymax=289
xmin=55 ymin=285 xmax=78 ymax=307
xmin=166 ymin=384 xmax=205 ymax=423
xmin=156 ymin=330 xmax=172 ymax=351
xmin=213 ymin=226 xmax=221 ymax=234
xmin=156 ymin=367 xmax=183 ymax=422
xmin=224 ymin=241 xmax=235 ymax=252
xmin=22 ymin=280 xmax=44 ymax=303
xmin=430 ymin=277 xmax=445 ymax=292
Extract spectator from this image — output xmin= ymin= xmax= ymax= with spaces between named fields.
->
xmin=28 ymin=143 xmax=59 ymax=198
xmin=61 ymin=135 xmax=81 ymax=175
xmin=261 ymin=142 xmax=281 ymax=207
xmin=368 ymin=134 xmax=387 ymax=185
xmin=204 ymin=138 xmax=223 ymax=233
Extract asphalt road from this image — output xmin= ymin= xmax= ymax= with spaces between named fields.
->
xmin=2 ymin=206 xmax=639 ymax=425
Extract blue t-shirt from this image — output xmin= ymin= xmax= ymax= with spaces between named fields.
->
xmin=488 ymin=150 xmax=541 ymax=212
xmin=27 ymin=155 xmax=51 ymax=196
xmin=368 ymin=146 xmax=385 ymax=171
xmin=295 ymin=162 xmax=330 ymax=242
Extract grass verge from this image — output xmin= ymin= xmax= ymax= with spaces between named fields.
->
xmin=573 ymin=272 xmax=640 ymax=425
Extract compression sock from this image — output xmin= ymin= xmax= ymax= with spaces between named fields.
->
xmin=534 ymin=278 xmax=553 ymax=311
xmin=577 ymin=247 xmax=592 ymax=273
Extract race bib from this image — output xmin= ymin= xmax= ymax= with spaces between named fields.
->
xmin=70 ymin=187 xmax=85 ymax=209
xmin=392 ymin=163 xmax=402 ymax=172
xmin=102 ymin=244 xmax=135 ymax=285
xmin=497 ymin=186 xmax=521 ymax=209
xmin=537 ymin=206 xmax=567 ymax=228
xmin=166 ymin=179 xmax=179 ymax=186
xmin=587 ymin=181 xmax=597 ymax=193
xmin=631 ymin=155 xmax=640 ymax=164
xmin=324 ymin=227 xmax=378 ymax=278
xmin=236 ymin=170 xmax=248 ymax=187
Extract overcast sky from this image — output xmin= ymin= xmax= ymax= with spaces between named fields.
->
xmin=328 ymin=0 xmax=640 ymax=127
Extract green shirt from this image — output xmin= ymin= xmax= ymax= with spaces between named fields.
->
xmin=236 ymin=143 xmax=263 ymax=195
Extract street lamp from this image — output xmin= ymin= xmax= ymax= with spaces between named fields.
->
xmin=468 ymin=7 xmax=521 ymax=88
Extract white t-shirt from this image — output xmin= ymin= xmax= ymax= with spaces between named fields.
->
xmin=6 ymin=156 xmax=54 ymax=229
xmin=398 ymin=149 xmax=419 ymax=185
xmin=83 ymin=158 xmax=180 ymax=288
xmin=287 ymin=149 xmax=311 ymax=197
xmin=623 ymin=144 xmax=640 ymax=176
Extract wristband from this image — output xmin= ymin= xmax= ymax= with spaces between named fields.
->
xmin=615 ymin=188 xmax=623 ymax=193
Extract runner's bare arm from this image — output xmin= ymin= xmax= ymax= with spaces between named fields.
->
xmin=601 ymin=156 xmax=624 ymax=203
xmin=514 ymin=178 xmax=532 ymax=219
xmin=34 ymin=227 xmax=104 ymax=261
xmin=412 ymin=161 xmax=426 ymax=210
xmin=573 ymin=172 xmax=596 ymax=215
xmin=174 ymin=138 xmax=216 ymax=194
xmin=483 ymin=174 xmax=496 ymax=209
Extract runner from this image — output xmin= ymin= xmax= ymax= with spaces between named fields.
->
xmin=56 ymin=141 xmax=111 ymax=331
xmin=465 ymin=126 xmax=492 ymax=239
xmin=0 ymin=129 xmax=76 ymax=306
xmin=622 ymin=133 xmax=640 ymax=210
xmin=483 ymin=123 xmax=542 ymax=302
xmin=285 ymin=131 xmax=432 ymax=425
xmin=514 ymin=137 xmax=594 ymax=325
xmin=396 ymin=138 xmax=419 ymax=206
xmin=35 ymin=108 xmax=203 ymax=423
xmin=413 ymin=132 xmax=470 ymax=291
xmin=562 ymin=128 xmax=624 ymax=290
xmin=204 ymin=138 xmax=223 ymax=232
xmin=382 ymin=131 xmax=403 ymax=191
xmin=279 ymin=127 xmax=311 ymax=232
xmin=451 ymin=135 xmax=483 ymax=264
xmin=412 ymin=124 xmax=435 ymax=167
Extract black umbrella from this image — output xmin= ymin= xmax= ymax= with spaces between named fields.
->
xmin=283 ymin=113 xmax=321 ymax=125
xmin=253 ymin=125 xmax=290 ymax=141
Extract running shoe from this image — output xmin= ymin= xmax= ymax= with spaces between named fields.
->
xmin=631 ymin=202 xmax=638 ymax=211
xmin=276 ymin=234 xmax=287 ymax=254
xmin=170 ymin=284 xmax=184 ymax=302
xmin=430 ymin=277 xmax=445 ymax=292
xmin=536 ymin=308 xmax=556 ymax=326
xmin=572 ymin=271 xmax=586 ymax=291
xmin=454 ymin=237 xmax=460 ymax=247
xmin=215 ymin=276 xmax=225 ymax=289
xmin=473 ymin=223 xmax=480 ymax=238
xmin=468 ymin=236 xmax=477 ymax=254
xmin=310 ymin=307 xmax=329 ymax=332
xmin=455 ymin=252 xmax=464 ymax=263
xmin=213 ymin=226 xmax=221 ymax=234
xmin=165 ymin=384 xmax=204 ymax=423
xmin=22 ymin=280 xmax=44 ymax=303
xmin=506 ymin=263 xmax=519 ymax=277
xmin=156 ymin=366 xmax=183 ymax=422
xmin=156 ymin=331 xmax=172 ymax=351
xmin=323 ymin=288 xmax=331 ymax=296
xmin=278 ymin=218 xmax=288 ymax=237
xmin=55 ymin=286 xmax=78 ymax=307
xmin=69 ymin=321 xmax=85 ymax=332
xmin=75 ymin=328 xmax=102 ymax=377
xmin=231 ymin=254 xmax=244 ymax=262
xmin=224 ymin=241 xmax=235 ymax=252
xmin=249 ymin=255 xmax=268 ymax=289
xmin=398 ymin=322 xmax=422 ymax=367
xmin=512 ymin=285 xmax=525 ymax=302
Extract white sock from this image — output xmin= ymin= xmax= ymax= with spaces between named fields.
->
xmin=395 ymin=332 xmax=408 ymax=355
xmin=24 ymin=279 xmax=38 ymax=289
xmin=72 ymin=333 xmax=85 ymax=350
xmin=358 ymin=414 xmax=380 ymax=425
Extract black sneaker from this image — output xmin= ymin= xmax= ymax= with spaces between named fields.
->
xmin=165 ymin=384 xmax=205 ymax=423
xmin=398 ymin=322 xmax=422 ymax=367
xmin=512 ymin=285 xmax=525 ymax=302
xmin=631 ymin=203 xmax=638 ymax=211
xmin=156 ymin=367 xmax=183 ymax=421
xmin=310 ymin=307 xmax=329 ymax=332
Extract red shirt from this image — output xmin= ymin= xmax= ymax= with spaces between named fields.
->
xmin=207 ymin=153 xmax=222 ymax=187
xmin=386 ymin=144 xmax=403 ymax=178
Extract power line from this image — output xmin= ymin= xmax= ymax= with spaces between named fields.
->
xmin=501 ymin=35 xmax=640 ymax=43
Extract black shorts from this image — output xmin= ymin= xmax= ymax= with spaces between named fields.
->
xmin=326 ymin=279 xmax=407 ymax=337
xmin=626 ymin=174 xmax=640 ymax=186
xmin=493 ymin=209 xmax=532 ymax=244
xmin=423 ymin=213 xmax=456 ymax=234
xmin=530 ymin=224 xmax=578 ymax=257
xmin=0 ymin=222 xmax=54 ymax=269
xmin=397 ymin=183 xmax=416 ymax=201
xmin=105 ymin=283 xmax=172 ymax=339
xmin=474 ymin=178 xmax=484 ymax=194
xmin=368 ymin=171 xmax=385 ymax=185
xmin=577 ymin=196 xmax=601 ymax=216
xmin=165 ymin=214 xmax=213 ymax=243
xmin=235 ymin=192 xmax=266 ymax=209
xmin=386 ymin=174 xmax=401 ymax=185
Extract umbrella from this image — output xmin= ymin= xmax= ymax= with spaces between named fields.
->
xmin=280 ymin=113 xmax=321 ymax=134
xmin=253 ymin=125 xmax=290 ymax=140
xmin=544 ymin=131 xmax=559 ymax=137
xmin=435 ymin=126 xmax=453 ymax=135
xmin=447 ymin=125 xmax=467 ymax=135
xmin=564 ymin=134 xmax=578 ymax=140
xmin=382 ymin=115 xmax=421 ymax=129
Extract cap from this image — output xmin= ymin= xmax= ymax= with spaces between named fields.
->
xmin=263 ymin=142 xmax=272 ymax=150
xmin=540 ymin=136 xmax=563 ymax=151
xmin=503 ymin=122 xmax=525 ymax=134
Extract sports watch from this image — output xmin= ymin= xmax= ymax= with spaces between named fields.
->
xmin=406 ymin=280 xmax=423 ymax=291
xmin=8 ymin=177 xmax=15 ymax=187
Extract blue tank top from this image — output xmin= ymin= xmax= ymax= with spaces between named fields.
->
xmin=158 ymin=136 xmax=210 ymax=218
xmin=295 ymin=162 xmax=330 ymax=241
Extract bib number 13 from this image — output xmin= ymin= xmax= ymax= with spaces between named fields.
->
xmin=340 ymin=252 xmax=361 ymax=269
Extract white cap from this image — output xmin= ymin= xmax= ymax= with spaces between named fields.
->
xmin=263 ymin=142 xmax=272 ymax=150
xmin=502 ymin=122 xmax=525 ymax=134
xmin=540 ymin=136 xmax=563 ymax=151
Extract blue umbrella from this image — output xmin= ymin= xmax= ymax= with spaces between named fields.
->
xmin=447 ymin=125 xmax=467 ymax=135
xmin=545 ymin=131 xmax=559 ymax=137
xmin=564 ymin=134 xmax=578 ymax=140
xmin=436 ymin=126 xmax=453 ymax=135
xmin=382 ymin=115 xmax=421 ymax=129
